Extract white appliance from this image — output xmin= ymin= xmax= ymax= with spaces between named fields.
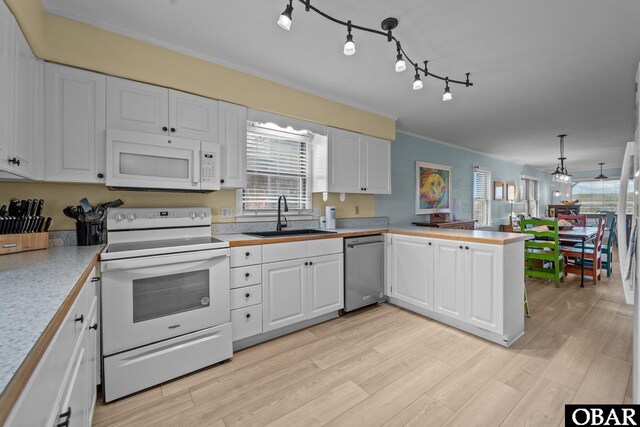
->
xmin=326 ymin=206 xmax=336 ymax=230
xmin=101 ymin=207 xmax=232 ymax=402
xmin=618 ymin=61 xmax=640 ymax=403
xmin=106 ymin=128 xmax=220 ymax=192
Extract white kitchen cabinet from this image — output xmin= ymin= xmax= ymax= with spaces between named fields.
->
xmin=390 ymin=234 xmax=433 ymax=311
xmin=262 ymin=259 xmax=308 ymax=332
xmin=169 ymin=89 xmax=219 ymax=141
xmin=218 ymin=101 xmax=247 ymax=188
xmin=328 ymin=127 xmax=362 ymax=193
xmin=325 ymin=127 xmax=391 ymax=194
xmin=465 ymin=243 xmax=501 ymax=333
xmin=308 ymin=253 xmax=344 ymax=318
xmin=107 ymin=76 xmax=169 ymax=135
xmin=433 ymin=240 xmax=466 ymax=321
xmin=0 ymin=1 xmax=14 ymax=176
xmin=44 ymin=63 xmax=106 ymax=183
xmin=361 ymin=135 xmax=391 ymax=194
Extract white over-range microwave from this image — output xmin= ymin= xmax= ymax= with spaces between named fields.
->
xmin=106 ymin=128 xmax=220 ymax=192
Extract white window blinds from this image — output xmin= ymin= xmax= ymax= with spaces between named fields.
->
xmin=473 ymin=168 xmax=491 ymax=227
xmin=241 ymin=122 xmax=312 ymax=213
xmin=520 ymin=177 xmax=539 ymax=217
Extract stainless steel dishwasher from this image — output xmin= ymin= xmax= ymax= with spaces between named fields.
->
xmin=344 ymin=234 xmax=386 ymax=312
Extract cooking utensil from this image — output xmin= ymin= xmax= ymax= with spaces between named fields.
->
xmin=78 ymin=198 xmax=93 ymax=213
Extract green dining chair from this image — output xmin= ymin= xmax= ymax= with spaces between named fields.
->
xmin=521 ymin=218 xmax=565 ymax=287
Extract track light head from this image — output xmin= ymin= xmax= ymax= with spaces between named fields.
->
xmin=278 ymin=1 xmax=293 ymax=31
xmin=413 ymin=69 xmax=423 ymax=90
xmin=443 ymin=78 xmax=452 ymax=101
xmin=395 ymin=53 xmax=406 ymax=72
xmin=343 ymin=21 xmax=355 ymax=56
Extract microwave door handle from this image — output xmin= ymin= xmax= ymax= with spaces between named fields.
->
xmin=192 ymin=150 xmax=201 ymax=185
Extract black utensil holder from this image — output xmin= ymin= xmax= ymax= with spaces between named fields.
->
xmin=76 ymin=221 xmax=104 ymax=246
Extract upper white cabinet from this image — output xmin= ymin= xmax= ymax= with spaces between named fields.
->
xmin=107 ymin=76 xmax=219 ymax=142
xmin=44 ymin=63 xmax=106 ymax=183
xmin=107 ymin=77 xmax=169 ymax=135
xmin=325 ymin=127 xmax=391 ymax=194
xmin=389 ymin=234 xmax=433 ymax=311
xmin=0 ymin=2 xmax=43 ymax=180
xmin=218 ymin=101 xmax=247 ymax=188
xmin=169 ymin=89 xmax=218 ymax=141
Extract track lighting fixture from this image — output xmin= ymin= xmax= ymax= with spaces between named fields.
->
xmin=277 ymin=0 xmax=293 ymax=31
xmin=412 ymin=68 xmax=423 ymax=90
xmin=275 ymin=1 xmax=473 ymax=101
xmin=343 ymin=21 xmax=355 ymax=56
xmin=443 ymin=78 xmax=452 ymax=101
xmin=394 ymin=42 xmax=406 ymax=72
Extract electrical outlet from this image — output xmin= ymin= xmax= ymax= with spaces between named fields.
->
xmin=221 ymin=207 xmax=233 ymax=218
xmin=355 ymin=205 xmax=360 ymax=215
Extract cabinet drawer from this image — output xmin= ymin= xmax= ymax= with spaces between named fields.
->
xmin=307 ymin=238 xmax=343 ymax=257
xmin=230 ymin=245 xmax=262 ymax=267
xmin=231 ymin=305 xmax=263 ymax=341
xmin=262 ymin=241 xmax=307 ymax=263
xmin=230 ymin=265 xmax=261 ymax=289
xmin=230 ymin=284 xmax=262 ymax=309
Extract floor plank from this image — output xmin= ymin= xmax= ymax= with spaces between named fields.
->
xmin=572 ymin=354 xmax=631 ymax=403
xmin=501 ymin=377 xmax=575 ymax=427
xmin=382 ymin=393 xmax=454 ymax=427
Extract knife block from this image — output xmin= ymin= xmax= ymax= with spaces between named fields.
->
xmin=0 ymin=232 xmax=49 ymax=255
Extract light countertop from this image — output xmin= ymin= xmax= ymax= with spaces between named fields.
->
xmin=0 ymin=245 xmax=103 ymax=396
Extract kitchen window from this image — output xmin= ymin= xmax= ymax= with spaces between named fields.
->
xmin=238 ymin=121 xmax=312 ymax=216
xmin=520 ymin=177 xmax=539 ymax=217
xmin=572 ymin=179 xmax=633 ymax=214
xmin=473 ymin=167 xmax=492 ymax=227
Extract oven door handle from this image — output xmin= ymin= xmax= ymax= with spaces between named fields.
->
xmin=101 ymin=248 xmax=228 ymax=272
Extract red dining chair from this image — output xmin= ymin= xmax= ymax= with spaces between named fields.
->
xmin=557 ymin=214 xmax=587 ymax=227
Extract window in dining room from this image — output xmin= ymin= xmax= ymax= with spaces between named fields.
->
xmin=520 ymin=177 xmax=539 ymax=217
xmin=572 ymin=179 xmax=634 ymax=214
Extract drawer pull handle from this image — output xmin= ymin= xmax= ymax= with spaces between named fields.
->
xmin=2 ymin=243 xmax=17 ymax=248
xmin=91 ymin=277 xmax=100 ymax=282
xmin=246 ymin=313 xmax=251 ymax=319
xmin=245 ymin=272 xmax=250 ymax=278
xmin=57 ymin=406 xmax=71 ymax=427
xmin=465 ymin=246 xmax=469 ymax=250
xmin=245 ymin=252 xmax=250 ymax=257
xmin=305 ymin=262 xmax=308 ymax=266
xmin=309 ymin=261 xmax=313 ymax=265
xmin=245 ymin=293 xmax=250 ymax=298
xmin=75 ymin=314 xmax=84 ymax=324
xmin=459 ymin=245 xmax=463 ymax=249
xmin=89 ymin=322 xmax=98 ymax=331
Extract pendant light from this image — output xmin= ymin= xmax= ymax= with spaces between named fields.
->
xmin=277 ymin=0 xmax=293 ymax=31
xmin=275 ymin=2 xmax=474 ymax=102
xmin=594 ymin=162 xmax=608 ymax=180
xmin=343 ymin=21 xmax=355 ymax=56
xmin=550 ymin=134 xmax=572 ymax=184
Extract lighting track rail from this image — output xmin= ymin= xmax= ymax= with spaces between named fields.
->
xmin=277 ymin=0 xmax=473 ymax=101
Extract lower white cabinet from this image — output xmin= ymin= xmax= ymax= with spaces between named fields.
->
xmin=262 ymin=259 xmax=308 ymax=332
xmin=231 ymin=304 xmax=263 ymax=341
xmin=465 ymin=243 xmax=501 ymax=333
xmin=308 ymin=254 xmax=344 ymax=318
xmin=433 ymin=240 xmax=466 ymax=321
xmin=389 ymin=234 xmax=433 ymax=311
xmin=6 ymin=269 xmax=100 ymax=427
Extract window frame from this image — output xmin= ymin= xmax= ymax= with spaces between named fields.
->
xmin=472 ymin=166 xmax=492 ymax=228
xmin=520 ymin=175 xmax=540 ymax=218
xmin=571 ymin=178 xmax=633 ymax=214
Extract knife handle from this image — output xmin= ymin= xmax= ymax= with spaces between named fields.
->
xmin=44 ymin=217 xmax=52 ymax=232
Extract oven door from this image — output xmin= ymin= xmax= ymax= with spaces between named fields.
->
xmin=101 ymin=248 xmax=229 ymax=355
xmin=106 ymin=128 xmax=203 ymax=191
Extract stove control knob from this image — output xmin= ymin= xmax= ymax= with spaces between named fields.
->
xmin=127 ymin=213 xmax=137 ymax=221
xmin=115 ymin=213 xmax=125 ymax=221
xmin=190 ymin=212 xmax=197 ymax=219
xmin=199 ymin=212 xmax=206 ymax=219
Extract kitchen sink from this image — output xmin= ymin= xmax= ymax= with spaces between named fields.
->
xmin=245 ymin=229 xmax=337 ymax=238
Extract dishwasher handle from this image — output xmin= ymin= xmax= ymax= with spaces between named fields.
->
xmin=347 ymin=241 xmax=385 ymax=249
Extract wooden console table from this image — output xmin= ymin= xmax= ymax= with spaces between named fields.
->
xmin=412 ymin=220 xmax=475 ymax=230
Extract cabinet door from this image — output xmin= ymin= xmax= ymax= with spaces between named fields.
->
xmin=328 ymin=127 xmax=362 ymax=193
xmin=362 ymin=136 xmax=391 ymax=194
xmin=12 ymin=25 xmax=38 ymax=178
xmin=169 ymin=89 xmax=218 ymax=141
xmin=308 ymin=253 xmax=344 ymax=318
xmin=433 ymin=240 xmax=466 ymax=321
xmin=0 ymin=1 xmax=13 ymax=171
xmin=218 ymin=101 xmax=247 ymax=188
xmin=390 ymin=235 xmax=433 ymax=311
xmin=466 ymin=243 xmax=501 ymax=333
xmin=59 ymin=344 xmax=87 ymax=427
xmin=106 ymin=76 xmax=169 ymax=135
xmin=86 ymin=291 xmax=99 ymax=425
xmin=262 ymin=259 xmax=308 ymax=332
xmin=44 ymin=63 xmax=106 ymax=183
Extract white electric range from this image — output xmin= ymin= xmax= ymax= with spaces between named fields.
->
xmin=101 ymin=207 xmax=232 ymax=402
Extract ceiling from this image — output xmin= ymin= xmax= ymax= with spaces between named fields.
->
xmin=43 ymin=0 xmax=640 ymax=172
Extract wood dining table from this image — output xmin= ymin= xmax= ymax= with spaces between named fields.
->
xmin=532 ymin=226 xmax=598 ymax=286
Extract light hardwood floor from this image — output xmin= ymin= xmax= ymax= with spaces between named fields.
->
xmin=94 ymin=255 xmax=632 ymax=427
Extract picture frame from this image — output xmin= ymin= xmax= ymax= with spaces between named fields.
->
xmin=494 ymin=181 xmax=504 ymax=200
xmin=507 ymin=183 xmax=517 ymax=201
xmin=415 ymin=161 xmax=452 ymax=214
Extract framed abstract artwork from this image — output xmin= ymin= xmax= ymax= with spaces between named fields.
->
xmin=415 ymin=162 xmax=452 ymax=214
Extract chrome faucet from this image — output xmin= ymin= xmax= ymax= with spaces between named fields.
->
xmin=276 ymin=195 xmax=289 ymax=231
